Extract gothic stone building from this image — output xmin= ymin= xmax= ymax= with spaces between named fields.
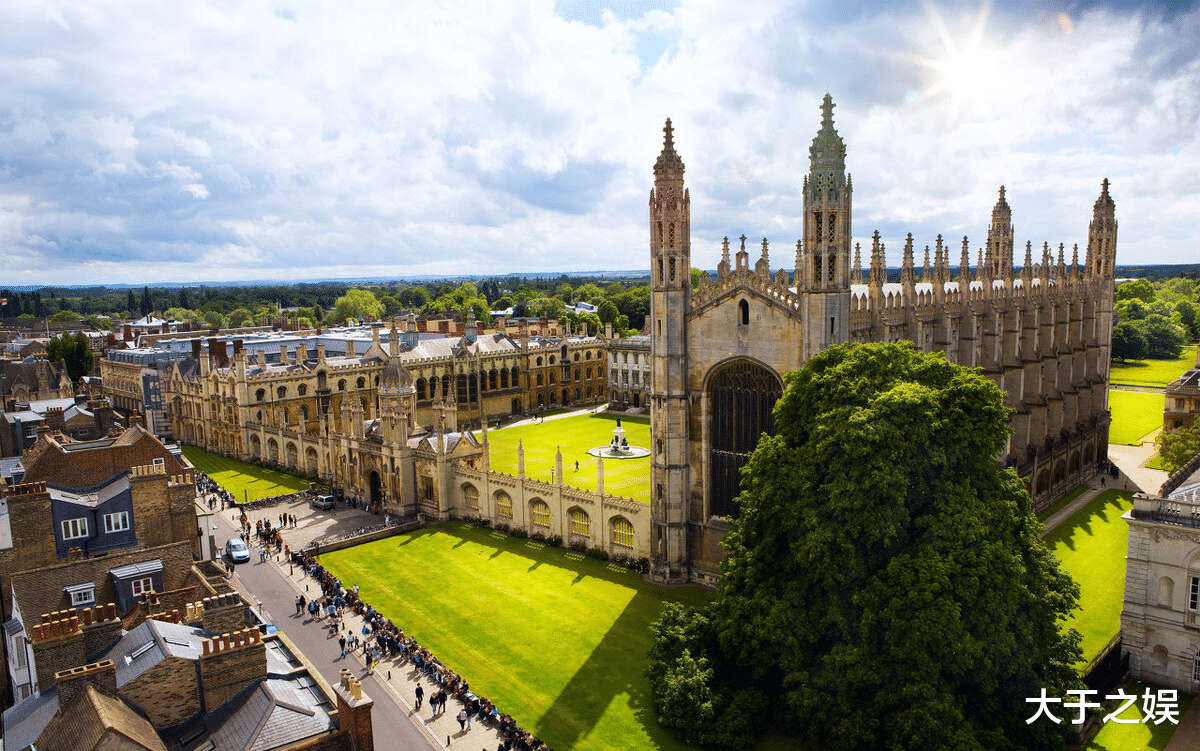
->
xmin=648 ymin=96 xmax=1117 ymax=584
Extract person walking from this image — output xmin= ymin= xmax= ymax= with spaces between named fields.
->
xmin=414 ymin=682 xmax=423 ymax=710
xmin=457 ymin=708 xmax=468 ymax=731
xmin=339 ymin=635 xmax=347 ymax=658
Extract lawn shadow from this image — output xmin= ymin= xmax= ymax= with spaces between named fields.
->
xmin=534 ymin=591 xmax=680 ymax=751
xmin=1046 ymin=491 xmax=1132 ymax=552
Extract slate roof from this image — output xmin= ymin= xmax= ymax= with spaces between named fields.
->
xmin=1 ymin=684 xmax=59 ymax=751
xmin=106 ymin=619 xmax=208 ymax=687
xmin=183 ymin=676 xmax=336 ymax=751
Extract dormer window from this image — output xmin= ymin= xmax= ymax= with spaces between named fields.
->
xmin=65 ymin=582 xmax=95 ymax=606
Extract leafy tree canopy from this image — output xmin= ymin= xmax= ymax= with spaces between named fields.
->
xmin=1115 ymin=278 xmax=1155 ymax=303
xmin=48 ymin=310 xmax=80 ymax=322
xmin=1112 ymin=320 xmax=1147 ymax=361
xmin=396 ymin=285 xmax=431 ymax=308
xmin=1156 ymin=423 xmax=1200 ymax=474
xmin=46 ymin=332 xmax=93 ymax=383
xmin=329 ymin=289 xmax=385 ymax=325
xmin=648 ymin=342 xmax=1082 ymax=751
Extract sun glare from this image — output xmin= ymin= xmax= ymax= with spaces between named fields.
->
xmin=914 ymin=1 xmax=1007 ymax=122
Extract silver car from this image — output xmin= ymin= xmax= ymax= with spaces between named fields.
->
xmin=225 ymin=537 xmax=250 ymax=563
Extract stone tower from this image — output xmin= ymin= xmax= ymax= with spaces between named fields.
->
xmin=800 ymin=94 xmax=852 ymax=361
xmin=649 ymin=119 xmax=691 ymax=582
xmin=984 ymin=187 xmax=1015 ymax=282
xmin=1088 ymin=179 xmax=1118 ymax=406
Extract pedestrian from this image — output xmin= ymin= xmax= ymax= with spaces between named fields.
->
xmin=339 ymin=635 xmax=347 ymax=658
xmin=457 ymin=708 xmax=468 ymax=730
xmin=367 ymin=654 xmax=374 ymax=675
xmin=296 ymin=594 xmax=304 ymax=615
xmin=438 ymin=690 xmax=448 ymax=714
xmin=415 ymin=682 xmax=423 ymax=709
xmin=575 ymin=460 xmax=579 ymax=471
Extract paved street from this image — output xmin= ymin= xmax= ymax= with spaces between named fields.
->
xmin=210 ymin=502 xmax=446 ymax=751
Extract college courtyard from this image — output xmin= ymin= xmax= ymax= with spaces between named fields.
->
xmin=184 ymin=392 xmax=1193 ymax=751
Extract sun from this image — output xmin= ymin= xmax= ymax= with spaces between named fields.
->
xmin=912 ymin=1 xmax=1007 ymax=122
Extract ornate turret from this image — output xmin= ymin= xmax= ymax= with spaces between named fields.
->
xmin=851 ymin=242 xmax=863 ymax=284
xmin=959 ymin=237 xmax=971 ymax=283
xmin=800 ymin=94 xmax=852 ymax=360
xmin=718 ymin=237 xmax=731 ymax=279
xmin=900 ymin=233 xmax=916 ymax=296
xmin=986 ymin=186 xmax=1014 ymax=282
xmin=1087 ymin=178 xmax=1117 ymax=280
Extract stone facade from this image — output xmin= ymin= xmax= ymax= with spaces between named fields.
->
xmin=648 ymin=96 xmax=1117 ymax=583
xmin=607 ymin=334 xmax=650 ymax=411
xmin=1122 ymin=457 xmax=1200 ymax=693
xmin=1164 ymin=350 xmax=1200 ymax=433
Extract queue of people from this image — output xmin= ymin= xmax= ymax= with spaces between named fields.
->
xmin=293 ymin=550 xmax=551 ymax=751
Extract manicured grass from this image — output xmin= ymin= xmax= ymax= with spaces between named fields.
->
xmin=181 ymin=445 xmax=312 ymax=502
xmin=1044 ymin=490 xmax=1134 ymax=667
xmin=1108 ymin=390 xmax=1166 ymax=445
xmin=1086 ymin=682 xmax=1192 ymax=750
xmin=481 ymin=413 xmax=651 ymax=502
xmin=1111 ymin=345 xmax=1197 ymax=387
xmin=1147 ymin=454 xmax=1169 ymax=471
xmin=1036 ymin=484 xmax=1091 ymax=523
xmin=320 ymin=524 xmax=713 ymax=751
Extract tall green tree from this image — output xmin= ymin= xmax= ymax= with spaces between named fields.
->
xmin=46 ymin=333 xmax=93 ymax=383
xmin=648 ymin=342 xmax=1082 ymax=751
xmin=1112 ymin=321 xmax=1148 ymax=361
xmin=1156 ymin=423 xmax=1200 ymax=473
xmin=127 ymin=289 xmax=137 ymax=315
xmin=140 ymin=286 xmax=152 ymax=317
xmin=329 ymin=289 xmax=385 ymax=324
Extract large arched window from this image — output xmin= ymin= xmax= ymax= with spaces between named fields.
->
xmin=530 ymin=499 xmax=550 ymax=528
xmin=416 ymin=378 xmax=426 ymax=400
xmin=610 ymin=516 xmax=635 ymax=548
xmin=462 ymin=483 xmax=479 ymax=510
xmin=495 ymin=491 xmax=513 ymax=518
xmin=569 ymin=508 xmax=591 ymax=537
xmin=357 ymin=377 xmax=366 ymax=389
xmin=709 ymin=360 xmax=782 ymax=518
xmin=277 ymin=386 xmax=287 ymax=399
xmin=298 ymin=384 xmax=308 ymax=396
xmin=739 ymin=299 xmax=749 ymax=326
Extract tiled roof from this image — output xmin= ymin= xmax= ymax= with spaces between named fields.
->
xmin=34 ymin=683 xmax=167 ymax=751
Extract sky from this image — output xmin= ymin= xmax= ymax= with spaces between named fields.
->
xmin=0 ymin=0 xmax=1197 ymax=286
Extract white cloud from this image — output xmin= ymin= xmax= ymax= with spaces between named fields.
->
xmin=0 ymin=0 xmax=1195 ymax=284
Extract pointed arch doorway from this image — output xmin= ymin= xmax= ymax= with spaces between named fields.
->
xmin=708 ymin=360 xmax=783 ymax=518
xmin=369 ymin=470 xmax=383 ymax=513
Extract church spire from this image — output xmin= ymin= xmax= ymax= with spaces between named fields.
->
xmin=809 ymin=93 xmax=847 ymax=176
xmin=960 ymin=236 xmax=971 ymax=283
xmin=654 ymin=118 xmax=685 ymax=181
xmin=852 ymin=242 xmax=863 ymax=284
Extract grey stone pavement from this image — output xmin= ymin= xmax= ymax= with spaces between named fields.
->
xmin=210 ymin=493 xmax=505 ymax=751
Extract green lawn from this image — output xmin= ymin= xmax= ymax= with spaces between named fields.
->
xmin=1147 ymin=454 xmax=1169 ymax=471
xmin=1108 ymin=390 xmax=1165 ymax=445
xmin=1086 ymin=682 xmax=1192 ymax=750
xmin=1044 ymin=490 xmax=1134 ymax=666
xmin=181 ymin=445 xmax=312 ymax=502
xmin=482 ymin=413 xmax=652 ymax=502
xmin=1036 ymin=484 xmax=1091 ymax=523
xmin=1111 ymin=345 xmax=1197 ymax=387
xmin=320 ymin=524 xmax=713 ymax=751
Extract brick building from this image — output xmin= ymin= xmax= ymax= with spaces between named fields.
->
xmin=0 ymin=360 xmax=73 ymax=406
xmin=1 ymin=396 xmax=120 ymax=459
xmin=2 ymin=596 xmax=373 ymax=751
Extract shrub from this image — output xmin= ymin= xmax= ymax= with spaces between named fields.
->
xmin=547 ymin=535 xmax=563 ymax=548
xmin=568 ymin=541 xmax=588 ymax=553
xmin=585 ymin=546 xmax=610 ymax=561
xmin=494 ymin=522 xmax=511 ymax=534
xmin=509 ymin=528 xmax=528 ymax=539
xmin=531 ymin=531 xmax=547 ymax=543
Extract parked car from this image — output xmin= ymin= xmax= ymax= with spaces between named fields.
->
xmin=225 ymin=537 xmax=250 ymax=563
xmin=310 ymin=495 xmax=335 ymax=511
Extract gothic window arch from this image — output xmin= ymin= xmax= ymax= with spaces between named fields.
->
xmin=708 ymin=360 xmax=782 ymax=518
xmin=739 ymin=299 xmax=749 ymax=326
xmin=277 ymin=386 xmax=287 ymax=399
xmin=256 ymin=388 xmax=266 ymax=402
xmin=317 ymin=370 xmax=327 ymax=389
xmin=416 ymin=378 xmax=426 ymax=400
xmin=530 ymin=499 xmax=550 ymax=528
xmin=610 ymin=516 xmax=634 ymax=548
xmin=357 ymin=377 xmax=366 ymax=389
xmin=568 ymin=507 xmax=590 ymax=537
xmin=338 ymin=379 xmax=346 ymax=391
xmin=669 ymin=257 xmax=676 ymax=282
xmin=298 ymin=384 xmax=308 ymax=396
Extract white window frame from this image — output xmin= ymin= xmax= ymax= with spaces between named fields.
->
xmin=131 ymin=577 xmax=155 ymax=597
xmin=70 ymin=588 xmax=95 ymax=606
xmin=104 ymin=511 xmax=130 ymax=534
xmin=152 ymin=457 xmax=165 ymax=469
xmin=1190 ymin=576 xmax=1199 ymax=612
xmin=62 ymin=518 xmax=88 ymax=540
xmin=13 ymin=635 xmax=27 ymax=668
